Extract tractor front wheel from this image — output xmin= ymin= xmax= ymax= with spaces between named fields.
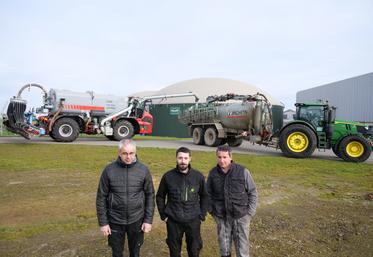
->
xmin=338 ymin=136 xmax=371 ymax=162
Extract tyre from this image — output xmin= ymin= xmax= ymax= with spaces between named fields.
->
xmin=113 ymin=120 xmax=134 ymax=141
xmin=192 ymin=127 xmax=205 ymax=145
xmin=105 ymin=135 xmax=116 ymax=141
xmin=337 ymin=135 xmax=371 ymax=162
xmin=49 ymin=132 xmax=56 ymax=140
xmin=219 ymin=138 xmax=227 ymax=146
xmin=51 ymin=117 xmax=80 ymax=142
xmin=279 ymin=124 xmax=317 ymax=158
xmin=227 ymin=137 xmax=243 ymax=147
xmin=332 ymin=141 xmax=341 ymax=158
xmin=204 ymin=127 xmax=222 ymax=147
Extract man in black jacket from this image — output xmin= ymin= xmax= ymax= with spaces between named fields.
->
xmin=96 ymin=139 xmax=155 ymax=257
xmin=207 ymin=145 xmax=258 ymax=257
xmin=156 ymin=147 xmax=208 ymax=257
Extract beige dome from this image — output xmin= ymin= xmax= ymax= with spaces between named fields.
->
xmin=133 ymin=78 xmax=283 ymax=106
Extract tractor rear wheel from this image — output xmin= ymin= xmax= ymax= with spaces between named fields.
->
xmin=51 ymin=117 xmax=80 ymax=142
xmin=192 ymin=127 xmax=205 ymax=145
xmin=332 ymin=141 xmax=341 ymax=158
xmin=279 ymin=124 xmax=317 ymax=158
xmin=204 ymin=127 xmax=222 ymax=147
xmin=113 ymin=120 xmax=134 ymax=141
xmin=337 ymin=135 xmax=371 ymax=162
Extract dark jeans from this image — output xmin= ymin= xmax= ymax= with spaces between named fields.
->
xmin=166 ymin=218 xmax=202 ymax=257
xmin=108 ymin=219 xmax=144 ymax=257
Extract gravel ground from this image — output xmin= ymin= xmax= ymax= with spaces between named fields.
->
xmin=1 ymin=136 xmax=372 ymax=164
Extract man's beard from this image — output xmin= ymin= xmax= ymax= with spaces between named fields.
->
xmin=178 ymin=163 xmax=188 ymax=171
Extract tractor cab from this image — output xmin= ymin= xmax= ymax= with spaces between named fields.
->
xmin=294 ymin=102 xmax=336 ymax=141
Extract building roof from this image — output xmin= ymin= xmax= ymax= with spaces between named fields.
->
xmin=132 ymin=78 xmax=283 ymax=106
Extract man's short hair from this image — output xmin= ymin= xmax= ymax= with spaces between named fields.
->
xmin=118 ymin=139 xmax=137 ymax=150
xmin=216 ymin=145 xmax=232 ymax=155
xmin=176 ymin=147 xmax=191 ymax=156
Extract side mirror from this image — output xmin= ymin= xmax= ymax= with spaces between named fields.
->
xmin=328 ymin=108 xmax=336 ymax=123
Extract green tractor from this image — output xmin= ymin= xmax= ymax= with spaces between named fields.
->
xmin=279 ymin=101 xmax=373 ymax=162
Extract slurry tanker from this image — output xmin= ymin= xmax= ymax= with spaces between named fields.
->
xmin=2 ymin=83 xmax=198 ymax=142
xmin=179 ymin=93 xmax=373 ymax=162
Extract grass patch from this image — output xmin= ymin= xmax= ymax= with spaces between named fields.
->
xmin=0 ymin=144 xmax=372 ymax=257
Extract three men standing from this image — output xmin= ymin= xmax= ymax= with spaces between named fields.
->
xmin=156 ymin=147 xmax=208 ymax=257
xmin=96 ymin=139 xmax=155 ymax=257
xmin=207 ymin=145 xmax=258 ymax=257
xmin=96 ymin=141 xmax=257 ymax=257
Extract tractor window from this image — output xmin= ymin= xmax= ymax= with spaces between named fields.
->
xmin=297 ymin=106 xmax=325 ymax=128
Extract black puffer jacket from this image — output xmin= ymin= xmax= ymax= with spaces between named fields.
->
xmin=96 ymin=157 xmax=155 ymax=226
xmin=156 ymin=165 xmax=208 ymax=223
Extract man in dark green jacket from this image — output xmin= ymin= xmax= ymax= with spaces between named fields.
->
xmin=96 ymin=139 xmax=155 ymax=257
xmin=156 ymin=147 xmax=208 ymax=257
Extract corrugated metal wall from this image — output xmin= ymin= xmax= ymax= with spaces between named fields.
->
xmin=296 ymin=72 xmax=373 ymax=123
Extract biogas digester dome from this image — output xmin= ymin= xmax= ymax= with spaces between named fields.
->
xmin=133 ymin=78 xmax=284 ymax=138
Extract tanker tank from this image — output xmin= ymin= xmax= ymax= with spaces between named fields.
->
xmin=180 ymin=101 xmax=256 ymax=130
xmin=179 ymin=93 xmax=273 ymax=147
xmin=47 ymin=89 xmax=128 ymax=115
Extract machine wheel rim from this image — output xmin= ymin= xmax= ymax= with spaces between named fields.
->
xmin=59 ymin=124 xmax=73 ymax=137
xmin=193 ymin=129 xmax=201 ymax=142
xmin=346 ymin=141 xmax=364 ymax=157
xmin=193 ymin=129 xmax=200 ymax=139
xmin=287 ymin=132 xmax=309 ymax=152
xmin=118 ymin=126 xmax=129 ymax=137
xmin=206 ymin=130 xmax=215 ymax=141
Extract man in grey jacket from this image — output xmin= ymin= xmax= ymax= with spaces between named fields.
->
xmin=96 ymin=139 xmax=155 ymax=257
xmin=207 ymin=145 xmax=258 ymax=257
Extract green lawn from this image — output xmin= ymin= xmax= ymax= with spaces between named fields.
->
xmin=0 ymin=144 xmax=372 ymax=257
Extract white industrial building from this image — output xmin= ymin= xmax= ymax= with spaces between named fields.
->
xmin=296 ymin=72 xmax=373 ymax=125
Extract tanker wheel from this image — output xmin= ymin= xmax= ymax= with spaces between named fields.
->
xmin=219 ymin=138 xmax=227 ymax=146
xmin=192 ymin=127 xmax=205 ymax=145
xmin=51 ymin=117 xmax=80 ymax=142
xmin=105 ymin=135 xmax=116 ymax=141
xmin=204 ymin=127 xmax=222 ymax=147
xmin=279 ymin=124 xmax=316 ymax=158
xmin=113 ymin=120 xmax=134 ymax=141
xmin=227 ymin=137 xmax=243 ymax=147
xmin=338 ymin=135 xmax=371 ymax=162
xmin=49 ymin=132 xmax=56 ymax=140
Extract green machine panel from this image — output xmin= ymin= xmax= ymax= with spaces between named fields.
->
xmin=272 ymin=105 xmax=284 ymax=133
xmin=149 ymin=104 xmax=193 ymax=137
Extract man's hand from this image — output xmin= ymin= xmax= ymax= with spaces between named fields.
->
xmin=141 ymin=223 xmax=152 ymax=233
xmin=100 ymin=225 xmax=111 ymax=236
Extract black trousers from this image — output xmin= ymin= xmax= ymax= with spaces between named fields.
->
xmin=108 ymin=219 xmax=144 ymax=257
xmin=166 ymin=218 xmax=202 ymax=257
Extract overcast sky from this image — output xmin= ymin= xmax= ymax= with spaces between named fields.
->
xmin=0 ymin=0 xmax=372 ymax=111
